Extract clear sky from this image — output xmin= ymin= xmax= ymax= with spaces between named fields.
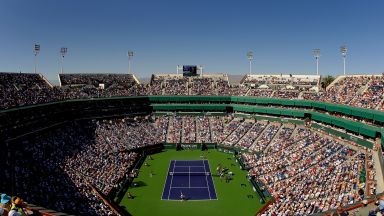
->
xmin=0 ymin=0 xmax=383 ymax=81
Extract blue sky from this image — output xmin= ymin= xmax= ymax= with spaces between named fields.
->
xmin=0 ymin=0 xmax=383 ymax=81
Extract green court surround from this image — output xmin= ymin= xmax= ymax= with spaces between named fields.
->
xmin=119 ymin=150 xmax=264 ymax=216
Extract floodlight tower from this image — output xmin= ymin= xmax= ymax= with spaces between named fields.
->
xmin=33 ymin=43 xmax=40 ymax=73
xmin=127 ymin=51 xmax=134 ymax=74
xmin=60 ymin=47 xmax=68 ymax=74
xmin=340 ymin=45 xmax=347 ymax=75
xmin=247 ymin=51 xmax=253 ymax=75
xmin=313 ymin=48 xmax=320 ymax=75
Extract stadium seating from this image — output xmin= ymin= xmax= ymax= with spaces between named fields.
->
xmin=2 ymin=72 xmax=384 ymax=215
xmin=243 ymin=128 xmax=368 ymax=214
xmin=2 ymin=72 xmax=384 ymax=112
xmin=3 ymin=117 xmax=164 ymax=215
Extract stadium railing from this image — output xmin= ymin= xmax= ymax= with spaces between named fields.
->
xmin=152 ymin=103 xmax=379 ymax=147
xmin=2 ymin=95 xmax=382 ymax=151
xmin=234 ymin=154 xmax=273 ymax=205
xmin=163 ymin=143 xmax=216 ymax=150
xmin=148 ymin=95 xmax=384 ymax=125
xmin=2 ymin=95 xmax=384 ymax=215
xmin=90 ymin=184 xmax=128 ymax=216
xmin=113 ymin=144 xmax=163 ymax=203
xmin=315 ymin=192 xmax=384 ymax=216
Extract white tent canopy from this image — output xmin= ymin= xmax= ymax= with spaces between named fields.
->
xmin=258 ymin=84 xmax=269 ymax=89
xmin=309 ymin=86 xmax=319 ymax=92
xmin=285 ymin=85 xmax=295 ymax=90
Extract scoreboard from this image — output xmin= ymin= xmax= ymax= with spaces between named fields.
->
xmin=183 ymin=65 xmax=198 ymax=77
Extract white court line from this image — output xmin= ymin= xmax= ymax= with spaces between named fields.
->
xmin=162 ymin=160 xmax=217 ymax=201
xmin=176 ymin=160 xmax=206 ymax=161
xmin=173 ymin=166 xmax=206 ymax=167
xmin=203 ymin=160 xmax=212 ymax=200
xmin=160 ymin=160 xmax=172 ymax=200
xmin=189 ymin=166 xmax=191 ymax=188
xmin=170 ymin=187 xmax=209 ymax=189
xmin=175 ymin=160 xmax=206 ymax=166
xmin=205 ymin=160 xmax=218 ymax=200
xmin=162 ymin=198 xmax=218 ymax=201
xmin=167 ymin=160 xmax=176 ymax=200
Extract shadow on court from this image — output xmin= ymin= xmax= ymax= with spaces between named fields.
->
xmin=118 ymin=206 xmax=133 ymax=216
xmin=131 ymin=181 xmax=147 ymax=187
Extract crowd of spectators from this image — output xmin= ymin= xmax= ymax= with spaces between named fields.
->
xmin=65 ymin=118 xmax=160 ymax=195
xmin=181 ymin=116 xmax=196 ymax=143
xmin=4 ymin=121 xmax=114 ymax=215
xmin=0 ymin=73 xmax=57 ymax=109
xmin=163 ymin=78 xmax=189 ymax=95
xmin=219 ymin=118 xmax=242 ymax=142
xmin=264 ymin=127 xmax=312 ymax=155
xmin=366 ymin=150 xmax=377 ymax=197
xmin=249 ymin=124 xmax=280 ymax=152
xmin=222 ymin=121 xmax=253 ymax=146
xmin=196 ymin=116 xmax=212 ymax=143
xmin=327 ymin=76 xmax=371 ymax=104
xmin=261 ymin=150 xmax=363 ymax=214
xmin=2 ymin=73 xmax=384 ymax=112
xmin=2 ymin=111 xmax=380 ymax=215
xmin=156 ymin=116 xmax=309 ymax=157
xmin=154 ymin=116 xmax=300 ymax=154
xmin=190 ymin=78 xmax=215 ymax=95
xmin=243 ymin=127 xmax=370 ymax=215
xmin=166 ymin=116 xmax=183 ymax=143
xmin=3 ymin=116 xmax=163 ymax=215
xmin=59 ymin=74 xmax=137 ymax=88
xmin=302 ymin=91 xmax=325 ymax=101
xmin=3 ymin=70 xmax=384 ymax=216
xmin=303 ymin=75 xmax=384 ymax=111
xmin=241 ymin=74 xmax=320 ymax=91
xmin=273 ymin=90 xmax=300 ymax=99
xmin=215 ymin=80 xmax=232 ymax=95
xmin=162 ymin=116 xmax=267 ymax=145
xmin=349 ymin=76 xmax=384 ymax=110
xmin=235 ymin=122 xmax=267 ymax=149
xmin=154 ymin=116 xmax=169 ymax=143
xmin=209 ymin=116 xmax=225 ymax=142
xmin=247 ymin=89 xmax=273 ymax=97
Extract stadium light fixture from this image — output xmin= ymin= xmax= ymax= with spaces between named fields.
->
xmin=127 ymin=51 xmax=134 ymax=74
xmin=33 ymin=43 xmax=40 ymax=73
xmin=60 ymin=47 xmax=68 ymax=74
xmin=313 ymin=48 xmax=320 ymax=76
xmin=340 ymin=45 xmax=347 ymax=76
xmin=247 ymin=51 xmax=253 ymax=75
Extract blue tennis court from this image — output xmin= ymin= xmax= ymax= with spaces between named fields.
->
xmin=161 ymin=160 xmax=217 ymax=200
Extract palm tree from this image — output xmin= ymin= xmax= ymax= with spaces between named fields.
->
xmin=321 ymin=75 xmax=335 ymax=89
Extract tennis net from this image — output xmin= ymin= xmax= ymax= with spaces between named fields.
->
xmin=169 ymin=172 xmax=211 ymax=176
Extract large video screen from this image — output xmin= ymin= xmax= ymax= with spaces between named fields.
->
xmin=183 ymin=65 xmax=198 ymax=77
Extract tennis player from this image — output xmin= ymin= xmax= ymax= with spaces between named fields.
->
xmin=180 ymin=192 xmax=186 ymax=201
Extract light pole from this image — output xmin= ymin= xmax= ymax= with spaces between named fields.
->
xmin=247 ymin=51 xmax=253 ymax=75
xmin=60 ymin=47 xmax=68 ymax=74
xmin=313 ymin=48 xmax=320 ymax=76
xmin=127 ymin=51 xmax=134 ymax=74
xmin=340 ymin=45 xmax=347 ymax=76
xmin=33 ymin=43 xmax=40 ymax=73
